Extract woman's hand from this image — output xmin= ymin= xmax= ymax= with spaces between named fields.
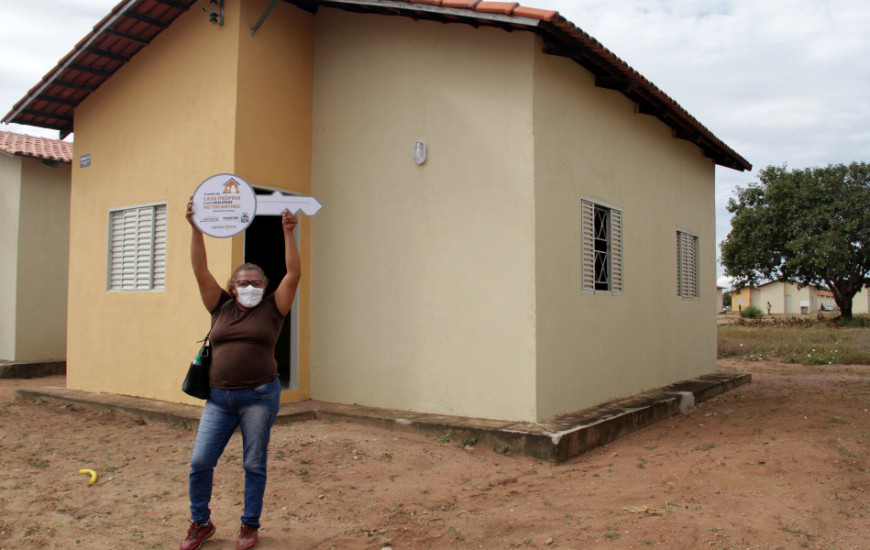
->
xmin=186 ymin=196 xmax=197 ymax=228
xmin=282 ymin=209 xmax=298 ymax=232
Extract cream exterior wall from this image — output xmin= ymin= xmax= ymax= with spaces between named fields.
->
xmin=68 ymin=0 xmax=314 ymax=403
xmin=531 ymin=44 xmax=717 ymax=420
xmin=309 ymin=10 xmax=538 ymax=421
xmin=757 ymin=282 xmax=819 ymax=314
xmin=0 ymin=152 xmax=69 ymax=361
xmin=854 ymin=288 xmax=870 ymax=314
xmin=0 ymin=153 xmax=22 ymax=359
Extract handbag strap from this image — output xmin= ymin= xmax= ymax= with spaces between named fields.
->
xmin=201 ymin=295 xmax=233 ymax=344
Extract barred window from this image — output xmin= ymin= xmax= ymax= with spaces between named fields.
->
xmin=108 ymin=203 xmax=166 ymax=291
xmin=581 ymin=198 xmax=623 ymax=293
xmin=676 ymin=230 xmax=698 ymax=298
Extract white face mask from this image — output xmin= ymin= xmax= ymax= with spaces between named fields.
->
xmin=235 ymin=285 xmax=264 ymax=308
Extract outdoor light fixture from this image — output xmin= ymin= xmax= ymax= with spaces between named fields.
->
xmin=414 ymin=140 xmax=427 ymax=165
xmin=205 ymin=0 xmax=224 ymax=26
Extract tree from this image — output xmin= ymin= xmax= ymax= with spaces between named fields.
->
xmin=720 ymin=162 xmax=870 ymax=318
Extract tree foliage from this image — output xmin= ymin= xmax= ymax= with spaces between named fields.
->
xmin=720 ymin=162 xmax=870 ymax=318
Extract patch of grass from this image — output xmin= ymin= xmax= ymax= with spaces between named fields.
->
xmin=718 ymin=320 xmax=870 ymax=364
xmin=437 ymin=433 xmax=450 ymax=443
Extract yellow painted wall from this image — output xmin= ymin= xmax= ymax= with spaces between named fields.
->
xmin=69 ymin=3 xmax=242 ymax=402
xmin=309 ymin=9 xmax=539 ymax=421
xmin=531 ymin=41 xmax=718 ymax=420
xmin=234 ymin=0 xmax=315 ymax=401
xmin=0 ymin=153 xmax=70 ymax=361
xmin=68 ymin=0 xmax=315 ymax=403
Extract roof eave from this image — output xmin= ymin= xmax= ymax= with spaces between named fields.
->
xmin=3 ymin=0 xmax=751 ymax=171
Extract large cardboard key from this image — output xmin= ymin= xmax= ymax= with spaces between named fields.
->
xmin=191 ymin=173 xmax=321 ymax=238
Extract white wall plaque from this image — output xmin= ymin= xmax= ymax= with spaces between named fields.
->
xmin=191 ymin=173 xmax=257 ymax=238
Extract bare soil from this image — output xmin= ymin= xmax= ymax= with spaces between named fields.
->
xmin=1 ymin=361 xmax=868 ymax=549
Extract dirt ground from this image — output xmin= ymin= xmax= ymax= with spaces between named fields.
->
xmin=1 ymin=361 xmax=868 ymax=549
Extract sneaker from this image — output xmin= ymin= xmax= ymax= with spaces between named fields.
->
xmin=180 ymin=520 xmax=216 ymax=550
xmin=236 ymin=524 xmax=259 ymax=550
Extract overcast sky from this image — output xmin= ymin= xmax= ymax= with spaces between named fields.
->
xmin=2 ymin=0 xmax=868 ymax=286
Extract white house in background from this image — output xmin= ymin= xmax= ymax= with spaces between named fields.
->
xmin=0 ymin=131 xmax=71 ymax=362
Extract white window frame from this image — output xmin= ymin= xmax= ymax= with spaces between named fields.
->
xmin=676 ymin=229 xmax=699 ymax=299
xmin=107 ymin=202 xmax=167 ymax=291
xmin=581 ymin=197 xmax=623 ymax=294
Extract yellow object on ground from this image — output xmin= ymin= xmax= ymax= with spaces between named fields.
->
xmin=78 ymin=469 xmax=97 ymax=484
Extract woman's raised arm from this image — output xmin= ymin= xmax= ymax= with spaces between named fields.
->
xmin=274 ymin=210 xmax=301 ymax=316
xmin=186 ymin=197 xmax=223 ymax=312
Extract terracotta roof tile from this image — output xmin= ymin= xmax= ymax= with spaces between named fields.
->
xmin=0 ymin=130 xmax=72 ymax=163
xmin=441 ymin=0 xmax=481 ymax=8
xmin=476 ymin=2 xmax=519 ymax=15
xmin=408 ymin=0 xmax=443 ymax=5
xmin=511 ymin=6 xmax=558 ymax=21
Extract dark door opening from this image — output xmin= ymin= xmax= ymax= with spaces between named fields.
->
xmin=244 ymin=190 xmax=295 ymax=389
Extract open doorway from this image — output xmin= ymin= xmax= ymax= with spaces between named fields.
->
xmin=244 ymin=188 xmax=299 ymax=390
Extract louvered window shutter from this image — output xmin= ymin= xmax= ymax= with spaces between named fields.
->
xmin=677 ymin=231 xmax=698 ymax=298
xmin=108 ymin=203 xmax=167 ymax=291
xmin=610 ymin=209 xmax=623 ymax=293
xmin=581 ymin=199 xmax=595 ymax=292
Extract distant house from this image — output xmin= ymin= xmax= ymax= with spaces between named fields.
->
xmin=716 ymin=285 xmax=725 ymax=313
xmin=3 ymin=0 xmax=750 ymax=422
xmin=733 ymin=281 xmax=867 ymax=315
xmin=0 ymin=131 xmax=71 ymax=362
xmin=731 ymin=285 xmax=760 ymax=312
xmin=757 ymin=281 xmax=821 ymax=314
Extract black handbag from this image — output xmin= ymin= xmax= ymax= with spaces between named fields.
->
xmin=181 ymin=335 xmax=212 ymax=399
xmin=182 ymin=299 xmax=229 ymax=399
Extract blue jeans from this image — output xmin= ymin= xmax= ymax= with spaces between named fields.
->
xmin=189 ymin=378 xmax=281 ymax=528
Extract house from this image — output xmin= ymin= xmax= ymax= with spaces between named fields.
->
xmin=757 ymin=281 xmax=822 ymax=314
xmin=731 ymin=285 xmax=760 ymax=313
xmin=0 ymin=131 xmax=71 ymax=362
xmin=3 ymin=0 xmax=750 ymax=423
xmin=732 ymin=281 xmax=865 ymax=315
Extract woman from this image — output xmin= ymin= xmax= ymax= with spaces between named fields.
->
xmin=181 ymin=198 xmax=301 ymax=550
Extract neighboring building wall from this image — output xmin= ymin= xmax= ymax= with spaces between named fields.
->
xmin=310 ymin=9 xmax=539 ymax=421
xmin=854 ymin=288 xmax=870 ymax=314
xmin=67 ymin=0 xmax=314 ymax=403
xmin=0 ymin=152 xmax=70 ymax=361
xmin=531 ymin=42 xmax=717 ymax=420
xmin=0 ymin=153 xmax=21 ymax=360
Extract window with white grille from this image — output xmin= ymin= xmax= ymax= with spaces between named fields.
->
xmin=581 ymin=198 xmax=623 ymax=293
xmin=676 ymin=230 xmax=698 ymax=299
xmin=108 ymin=203 xmax=166 ymax=291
